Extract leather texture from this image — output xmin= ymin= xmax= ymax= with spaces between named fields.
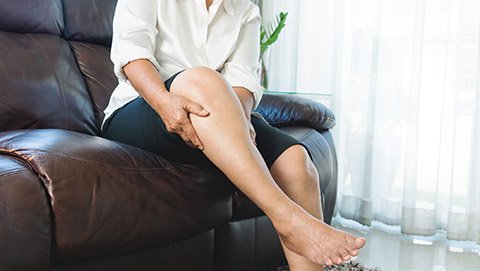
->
xmin=63 ymin=0 xmax=117 ymax=46
xmin=0 ymin=155 xmax=51 ymax=270
xmin=214 ymin=216 xmax=286 ymax=271
xmin=0 ymin=31 xmax=97 ymax=135
xmin=50 ymin=230 xmax=215 ymax=271
xmin=256 ymin=94 xmax=336 ymax=130
xmin=0 ymin=0 xmax=339 ymax=270
xmin=0 ymin=0 xmax=64 ymax=35
xmin=69 ymin=41 xmax=118 ymax=130
xmin=0 ymin=129 xmax=231 ymax=263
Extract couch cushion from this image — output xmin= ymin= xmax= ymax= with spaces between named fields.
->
xmin=62 ymin=0 xmax=117 ymax=46
xmin=69 ymin=41 xmax=118 ymax=130
xmin=0 ymin=155 xmax=51 ymax=270
xmin=0 ymin=31 xmax=97 ymax=134
xmin=213 ymin=217 xmax=285 ymax=271
xmin=256 ymin=94 xmax=336 ymax=131
xmin=50 ymin=230 xmax=215 ymax=271
xmin=0 ymin=0 xmax=64 ymax=35
xmin=0 ymin=129 xmax=232 ymax=262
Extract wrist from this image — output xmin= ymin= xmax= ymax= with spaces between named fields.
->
xmin=148 ymin=89 xmax=170 ymax=113
xmin=155 ymin=89 xmax=172 ymax=105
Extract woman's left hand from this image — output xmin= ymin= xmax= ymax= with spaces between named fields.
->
xmin=248 ymin=120 xmax=257 ymax=145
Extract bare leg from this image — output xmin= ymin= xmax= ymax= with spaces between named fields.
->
xmin=170 ymin=67 xmax=365 ymax=266
xmin=270 ymin=145 xmax=354 ymax=270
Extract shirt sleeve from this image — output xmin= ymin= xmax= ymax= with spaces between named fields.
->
xmin=110 ymin=0 xmax=161 ymax=82
xmin=221 ymin=4 xmax=264 ymax=109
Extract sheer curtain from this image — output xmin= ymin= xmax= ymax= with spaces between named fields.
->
xmin=263 ymin=0 xmax=480 ymax=244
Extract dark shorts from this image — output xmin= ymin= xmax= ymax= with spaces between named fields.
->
xmin=101 ymin=72 xmax=303 ymax=169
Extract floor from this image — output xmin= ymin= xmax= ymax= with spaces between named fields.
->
xmin=331 ymin=216 xmax=480 ymax=271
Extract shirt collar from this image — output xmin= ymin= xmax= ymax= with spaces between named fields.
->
xmin=222 ymin=0 xmax=235 ymax=15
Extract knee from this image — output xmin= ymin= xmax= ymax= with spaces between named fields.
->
xmin=181 ymin=66 xmax=223 ymax=85
xmin=171 ymin=66 xmax=232 ymax=102
xmin=285 ymin=145 xmax=320 ymax=191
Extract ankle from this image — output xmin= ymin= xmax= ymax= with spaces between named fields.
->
xmin=267 ymin=202 xmax=309 ymax=235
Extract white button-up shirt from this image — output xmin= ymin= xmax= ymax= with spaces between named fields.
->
xmin=104 ymin=0 xmax=264 ymax=124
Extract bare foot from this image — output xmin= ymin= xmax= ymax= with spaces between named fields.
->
xmin=272 ymin=208 xmax=366 ymax=267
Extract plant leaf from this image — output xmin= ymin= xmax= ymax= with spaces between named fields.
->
xmin=259 ymin=12 xmax=288 ymax=57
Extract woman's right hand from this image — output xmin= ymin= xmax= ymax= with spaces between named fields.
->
xmin=155 ymin=92 xmax=210 ymax=150
xmin=122 ymin=60 xmax=209 ymax=150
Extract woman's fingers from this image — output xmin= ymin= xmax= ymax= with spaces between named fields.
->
xmin=181 ymin=99 xmax=207 ymax=149
xmin=183 ymin=100 xmax=210 ymax=117
xmin=167 ymin=119 xmax=203 ymax=150
xmin=181 ymin=123 xmax=204 ymax=150
xmin=157 ymin=93 xmax=208 ymax=150
xmin=249 ymin=122 xmax=256 ymax=145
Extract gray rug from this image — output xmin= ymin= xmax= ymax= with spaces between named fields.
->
xmin=273 ymin=260 xmax=382 ymax=271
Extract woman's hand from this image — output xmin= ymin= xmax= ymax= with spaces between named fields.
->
xmin=248 ymin=120 xmax=257 ymax=145
xmin=155 ymin=92 xmax=210 ymax=150
xmin=122 ymin=60 xmax=209 ymax=149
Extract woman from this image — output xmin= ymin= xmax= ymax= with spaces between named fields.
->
xmin=102 ymin=0 xmax=366 ymax=269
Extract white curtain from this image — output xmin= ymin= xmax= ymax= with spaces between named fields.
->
xmin=264 ymin=0 xmax=480 ymax=244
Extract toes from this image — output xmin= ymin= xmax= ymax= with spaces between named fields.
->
xmin=344 ymin=237 xmax=361 ymax=255
xmin=343 ymin=254 xmax=352 ymax=261
xmin=340 ymin=248 xmax=351 ymax=261
xmin=323 ymin=257 xmax=333 ymax=266
xmin=344 ymin=243 xmax=356 ymax=254
xmin=325 ymin=252 xmax=344 ymax=266
xmin=355 ymin=237 xmax=366 ymax=248
xmin=333 ymin=255 xmax=343 ymax=265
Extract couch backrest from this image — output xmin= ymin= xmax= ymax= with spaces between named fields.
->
xmin=0 ymin=0 xmax=118 ymax=135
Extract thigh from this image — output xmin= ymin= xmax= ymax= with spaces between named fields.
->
xmin=102 ymin=97 xmax=212 ymax=167
xmin=252 ymin=114 xmax=307 ymax=168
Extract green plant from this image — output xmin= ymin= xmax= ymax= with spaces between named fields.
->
xmin=260 ymin=12 xmax=288 ymax=88
xmin=260 ymin=12 xmax=288 ymax=59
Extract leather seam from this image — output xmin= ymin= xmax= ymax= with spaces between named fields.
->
xmin=251 ymin=218 xmax=257 ymax=270
xmin=0 ymin=148 xmax=187 ymax=174
xmin=290 ymin=128 xmax=317 ymax=142
xmin=67 ymin=41 xmax=100 ymax=132
xmin=22 ymin=152 xmax=191 ymax=173
xmin=0 ymin=149 xmax=42 ymax=174
xmin=0 ymin=151 xmax=56 ymax=265
xmin=266 ymin=115 xmax=336 ymax=129
xmin=59 ymin=0 xmax=66 ymax=36
xmin=0 ymin=168 xmax=54 ymax=267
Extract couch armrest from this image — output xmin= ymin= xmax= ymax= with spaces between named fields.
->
xmin=255 ymin=93 xmax=336 ymax=130
xmin=0 ymin=129 xmax=232 ymax=263
xmin=0 ymin=155 xmax=51 ymax=270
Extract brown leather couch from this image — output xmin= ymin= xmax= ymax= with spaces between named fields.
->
xmin=0 ymin=0 xmax=338 ymax=270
